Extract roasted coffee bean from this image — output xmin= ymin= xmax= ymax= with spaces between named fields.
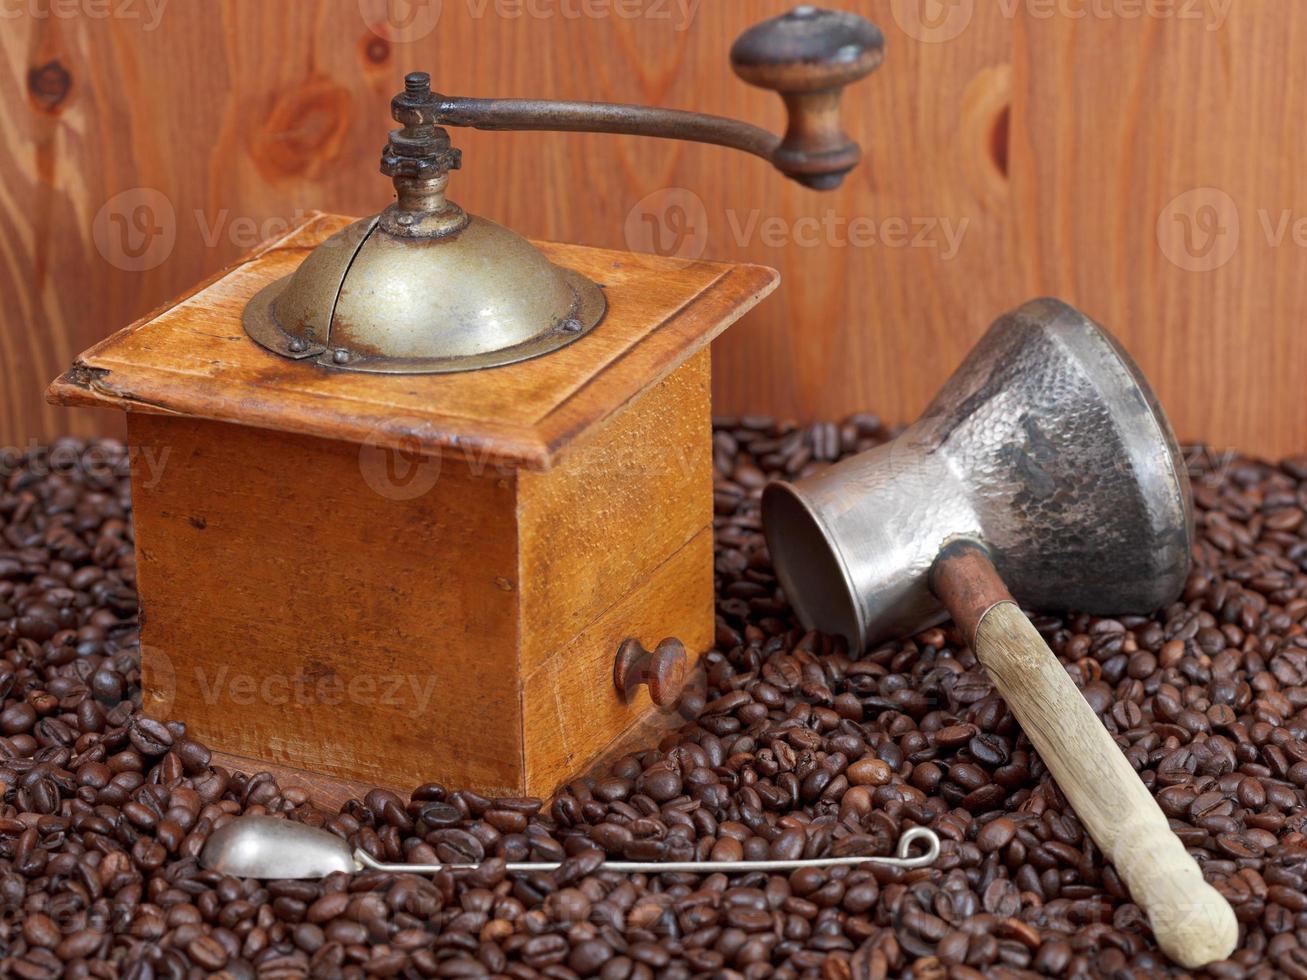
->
xmin=431 ymin=828 xmax=485 ymax=863
xmin=21 ymin=914 xmax=59 ymax=949
xmin=128 ymin=716 xmax=173 ymax=755
xmin=848 ymin=755 xmax=892 ymax=786
xmin=969 ymin=733 xmax=1010 ymax=767
xmin=976 ymin=816 xmax=1017 ymax=853
xmin=0 ymin=429 xmax=1302 ymax=975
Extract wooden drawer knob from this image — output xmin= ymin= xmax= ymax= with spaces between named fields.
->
xmin=613 ymin=637 xmax=688 ymax=707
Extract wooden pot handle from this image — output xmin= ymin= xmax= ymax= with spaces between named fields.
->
xmin=933 ymin=546 xmax=1238 ymax=969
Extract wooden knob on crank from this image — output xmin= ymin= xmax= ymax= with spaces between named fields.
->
xmin=614 ymin=637 xmax=688 ymax=707
xmin=730 ymin=6 xmax=885 ymax=189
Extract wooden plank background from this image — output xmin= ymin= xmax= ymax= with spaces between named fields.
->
xmin=2 ymin=0 xmax=1301 ymax=458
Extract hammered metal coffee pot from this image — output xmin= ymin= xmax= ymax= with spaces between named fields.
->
xmin=762 ymin=299 xmax=1238 ymax=968
xmin=243 ymin=6 xmax=884 ymax=374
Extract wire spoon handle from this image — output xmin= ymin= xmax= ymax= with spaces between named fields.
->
xmin=355 ymin=826 xmax=941 ymax=875
xmin=199 ymin=816 xmax=941 ymax=881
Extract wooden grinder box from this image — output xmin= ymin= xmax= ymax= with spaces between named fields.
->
xmin=49 ymin=212 xmax=778 ymax=798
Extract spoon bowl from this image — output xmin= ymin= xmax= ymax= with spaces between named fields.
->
xmin=201 ymin=815 xmax=359 ymax=879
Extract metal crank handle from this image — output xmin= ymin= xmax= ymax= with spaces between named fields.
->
xmin=355 ymin=826 xmax=941 ymax=875
xmin=396 ymin=7 xmax=884 ymax=190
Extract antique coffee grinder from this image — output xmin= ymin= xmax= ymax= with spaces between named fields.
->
xmin=49 ymin=8 xmax=884 ymax=797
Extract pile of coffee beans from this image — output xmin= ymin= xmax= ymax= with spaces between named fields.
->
xmin=2 ymin=422 xmax=1306 ymax=978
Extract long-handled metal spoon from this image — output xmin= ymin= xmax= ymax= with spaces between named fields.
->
xmin=200 ymin=815 xmax=941 ymax=880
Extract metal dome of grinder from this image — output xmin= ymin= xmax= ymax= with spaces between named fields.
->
xmin=761 ymin=298 xmax=1237 ymax=970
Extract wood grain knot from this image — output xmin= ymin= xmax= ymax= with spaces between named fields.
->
xmin=361 ymin=35 xmax=391 ymax=66
xmin=613 ymin=637 xmax=688 ymax=707
xmin=28 ymin=61 xmax=72 ymax=115
xmin=250 ymin=79 xmax=354 ymax=180
xmin=989 ymin=103 xmax=1010 ymax=179
xmin=958 ymin=64 xmax=1012 ymax=207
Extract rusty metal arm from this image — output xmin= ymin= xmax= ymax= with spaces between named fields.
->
xmin=434 ymin=98 xmax=781 ymax=165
